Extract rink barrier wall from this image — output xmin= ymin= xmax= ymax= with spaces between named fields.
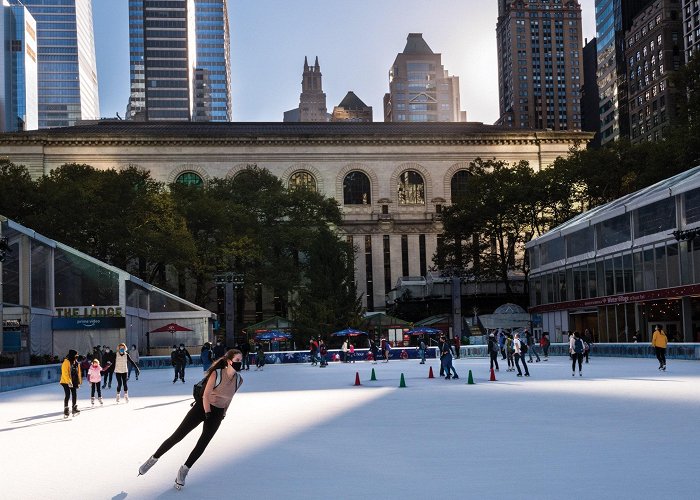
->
xmin=1 ymin=344 xmax=698 ymax=392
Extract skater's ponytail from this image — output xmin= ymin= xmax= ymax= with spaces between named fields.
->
xmin=205 ymin=349 xmax=241 ymax=379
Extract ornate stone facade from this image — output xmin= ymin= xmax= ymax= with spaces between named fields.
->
xmin=0 ymin=121 xmax=591 ymax=310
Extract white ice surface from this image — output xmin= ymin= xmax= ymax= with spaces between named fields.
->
xmin=1 ymin=356 xmax=699 ymax=500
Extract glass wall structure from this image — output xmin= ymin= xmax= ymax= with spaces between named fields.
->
xmin=527 ymin=166 xmax=700 ymax=343
xmin=0 ymin=216 xmax=214 ymax=363
xmin=16 ymin=0 xmax=99 ymax=128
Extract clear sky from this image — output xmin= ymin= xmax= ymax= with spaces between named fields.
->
xmin=93 ymin=0 xmax=597 ymax=124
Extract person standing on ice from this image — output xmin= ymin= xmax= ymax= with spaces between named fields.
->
xmin=114 ymin=342 xmax=140 ymax=403
xmin=498 ymin=329 xmax=506 ymax=359
xmin=59 ymin=349 xmax=82 ymax=418
xmin=200 ymin=342 xmax=213 ymax=371
xmin=369 ymin=337 xmax=379 ymax=364
xmin=525 ymin=329 xmax=540 ymax=363
xmin=418 ymin=335 xmax=427 ymax=364
xmin=569 ymin=331 xmax=585 ymax=376
xmin=513 ymin=333 xmax=530 ymax=377
xmin=488 ymin=333 xmax=500 ymax=372
xmin=540 ymin=332 xmax=550 ymax=360
xmin=439 ymin=334 xmax=458 ymax=379
xmin=101 ymin=346 xmax=116 ymax=389
xmin=87 ymin=358 xmax=105 ymax=405
xmin=651 ymin=325 xmax=668 ymax=371
xmin=505 ymin=333 xmax=515 ymax=372
xmin=138 ymin=349 xmax=244 ymax=490
xmin=173 ymin=343 xmax=193 ymax=383
xmin=128 ymin=344 xmax=140 ymax=380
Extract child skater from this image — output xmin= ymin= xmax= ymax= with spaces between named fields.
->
xmin=138 ymin=349 xmax=243 ymax=490
xmin=87 ymin=358 xmax=105 ymax=405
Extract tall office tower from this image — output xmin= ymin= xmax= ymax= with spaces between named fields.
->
xmin=595 ymin=0 xmax=653 ymax=145
xmin=383 ymin=33 xmax=465 ymax=123
xmin=1 ymin=0 xmax=38 ymax=132
xmin=496 ymin=0 xmax=584 ymax=131
xmin=192 ymin=0 xmax=231 ymax=121
xmin=626 ymin=0 xmax=684 ymax=143
xmin=682 ymin=0 xmax=700 ymax=61
xmin=581 ymin=38 xmax=601 ymax=145
xmin=14 ymin=0 xmax=98 ymax=128
xmin=128 ymin=0 xmax=196 ymax=121
xmin=283 ymin=56 xmax=329 ymax=122
xmin=331 ymin=91 xmax=373 ymax=122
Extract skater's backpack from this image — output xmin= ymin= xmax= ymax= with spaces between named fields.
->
xmin=520 ymin=341 xmax=528 ymax=354
xmin=574 ymin=338 xmax=584 ymax=353
xmin=192 ymin=369 xmax=222 ymax=405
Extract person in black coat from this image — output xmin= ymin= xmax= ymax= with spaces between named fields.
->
xmin=173 ymin=343 xmax=193 ymax=383
xmin=212 ymin=339 xmax=226 ymax=360
xmin=101 ymin=346 xmax=116 ymax=389
xmin=238 ymin=340 xmax=251 ymax=370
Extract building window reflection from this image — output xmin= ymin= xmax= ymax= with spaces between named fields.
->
xmin=289 ymin=171 xmax=316 ymax=192
xmin=450 ymin=170 xmax=471 ymax=204
xmin=397 ymin=170 xmax=425 ymax=205
xmin=175 ymin=172 xmax=204 ymax=186
xmin=343 ymin=171 xmax=371 ymax=205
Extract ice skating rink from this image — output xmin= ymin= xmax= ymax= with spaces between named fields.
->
xmin=1 ymin=356 xmax=699 ymax=500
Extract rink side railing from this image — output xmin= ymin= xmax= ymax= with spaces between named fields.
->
xmin=1 ymin=344 xmax=699 ymax=392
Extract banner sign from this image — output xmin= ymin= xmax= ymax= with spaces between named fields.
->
xmin=52 ymin=317 xmax=126 ymax=330
xmin=55 ymin=306 xmax=123 ymax=318
xmin=251 ymin=347 xmax=438 ymax=365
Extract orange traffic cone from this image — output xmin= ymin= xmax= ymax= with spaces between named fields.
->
xmin=428 ymin=366 xmax=434 ymax=379
xmin=489 ymin=368 xmax=497 ymax=381
xmin=354 ymin=372 xmax=361 ymax=386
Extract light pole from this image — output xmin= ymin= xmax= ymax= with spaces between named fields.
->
xmin=215 ymin=272 xmax=243 ymax=348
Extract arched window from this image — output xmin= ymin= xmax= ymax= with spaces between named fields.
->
xmin=343 ymin=171 xmax=371 ymax=205
xmin=175 ymin=172 xmax=203 ymax=186
xmin=289 ymin=171 xmax=316 ymax=192
xmin=397 ymin=170 xmax=425 ymax=205
xmin=450 ymin=170 xmax=471 ymax=204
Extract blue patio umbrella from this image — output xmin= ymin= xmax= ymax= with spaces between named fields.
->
xmin=405 ymin=326 xmax=443 ymax=336
xmin=331 ymin=328 xmax=368 ymax=337
xmin=255 ymin=330 xmax=292 ymax=341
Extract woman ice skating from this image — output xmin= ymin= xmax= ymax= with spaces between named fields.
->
xmin=513 ymin=332 xmax=530 ymax=377
xmin=488 ymin=333 xmax=500 ymax=372
xmin=255 ymin=343 xmax=265 ymax=370
xmin=59 ymin=349 xmax=82 ymax=418
xmin=651 ymin=325 xmax=668 ymax=371
xmin=114 ymin=343 xmax=140 ymax=403
xmin=138 ymin=349 xmax=243 ymax=490
xmin=87 ymin=358 xmax=105 ymax=405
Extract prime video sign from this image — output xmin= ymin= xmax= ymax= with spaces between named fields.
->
xmin=52 ymin=317 xmax=126 ymax=330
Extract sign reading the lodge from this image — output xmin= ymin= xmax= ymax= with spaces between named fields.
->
xmin=55 ymin=306 xmax=123 ymax=318
xmin=53 ymin=306 xmax=126 ymax=330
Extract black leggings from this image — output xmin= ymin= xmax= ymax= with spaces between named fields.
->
xmin=490 ymin=352 xmax=499 ymax=370
xmin=572 ymin=352 xmax=583 ymax=372
xmin=61 ymin=383 xmax=77 ymax=407
xmin=102 ymin=370 xmax=113 ymax=386
xmin=655 ymin=347 xmax=666 ymax=367
xmin=91 ymin=382 xmax=102 ymax=398
xmin=115 ymin=372 xmax=128 ymax=393
xmin=154 ymin=403 xmax=225 ymax=468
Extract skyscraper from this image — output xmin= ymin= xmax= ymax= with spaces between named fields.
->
xmin=1 ymin=0 xmax=38 ymax=132
xmin=383 ymin=33 xmax=465 ymax=123
xmin=128 ymin=0 xmax=196 ymax=121
xmin=496 ymin=0 xmax=584 ymax=131
xmin=193 ymin=0 xmax=231 ymax=121
xmin=13 ymin=0 xmax=98 ymax=128
xmin=626 ymin=0 xmax=684 ymax=143
xmin=595 ymin=0 xmax=653 ymax=145
xmin=128 ymin=0 xmax=230 ymax=122
xmin=681 ymin=0 xmax=700 ymax=62
xmin=283 ymin=56 xmax=329 ymax=122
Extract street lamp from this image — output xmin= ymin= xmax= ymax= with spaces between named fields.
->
xmin=215 ymin=272 xmax=244 ymax=348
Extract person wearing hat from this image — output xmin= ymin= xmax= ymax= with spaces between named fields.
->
xmin=59 ymin=349 xmax=82 ymax=418
xmin=488 ymin=333 xmax=500 ymax=372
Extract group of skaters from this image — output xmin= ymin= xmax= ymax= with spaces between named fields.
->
xmin=59 ymin=343 xmax=141 ymax=418
xmin=200 ymin=339 xmax=265 ymax=371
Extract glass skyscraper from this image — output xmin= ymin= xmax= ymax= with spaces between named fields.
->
xmin=193 ymin=0 xmax=231 ymax=121
xmin=1 ymin=0 xmax=38 ymax=132
xmin=128 ymin=0 xmax=231 ymax=122
xmin=15 ymin=0 xmax=99 ymax=129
